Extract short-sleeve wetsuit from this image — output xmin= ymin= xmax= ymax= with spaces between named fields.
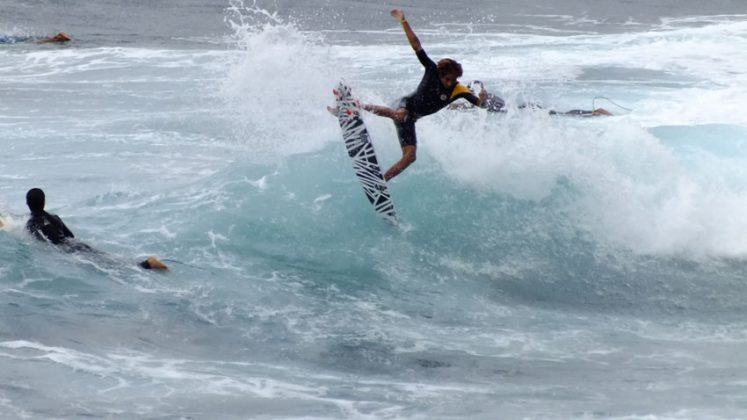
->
xmin=393 ymin=49 xmax=481 ymax=147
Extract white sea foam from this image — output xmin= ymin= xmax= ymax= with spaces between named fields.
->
xmin=3 ymin=4 xmax=747 ymax=419
xmin=221 ymin=0 xmax=341 ymax=161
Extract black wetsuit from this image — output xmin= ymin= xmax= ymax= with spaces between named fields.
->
xmin=26 ymin=209 xmax=159 ymax=269
xmin=394 ymin=49 xmax=481 ymax=147
xmin=27 ymin=211 xmax=74 ymax=245
xmin=26 ymin=211 xmax=94 ymax=253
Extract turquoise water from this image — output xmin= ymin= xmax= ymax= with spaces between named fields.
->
xmin=2 ymin=1 xmax=747 ymax=418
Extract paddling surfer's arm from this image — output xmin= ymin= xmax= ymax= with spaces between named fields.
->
xmin=391 ymin=9 xmax=422 ymax=52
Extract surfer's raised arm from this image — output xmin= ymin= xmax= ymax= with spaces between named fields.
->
xmin=391 ymin=9 xmax=422 ymax=52
xmin=338 ymin=8 xmax=479 ymax=182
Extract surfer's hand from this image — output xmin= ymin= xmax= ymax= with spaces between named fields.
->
xmin=391 ymin=9 xmax=405 ymax=23
xmin=479 ymin=89 xmax=488 ymax=105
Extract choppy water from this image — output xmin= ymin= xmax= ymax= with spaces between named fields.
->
xmin=2 ymin=1 xmax=747 ymax=418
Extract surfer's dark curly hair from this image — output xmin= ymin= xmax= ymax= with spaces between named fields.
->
xmin=437 ymin=58 xmax=463 ymax=78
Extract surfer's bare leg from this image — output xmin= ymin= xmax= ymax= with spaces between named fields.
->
xmin=363 ymin=105 xmax=408 ymax=123
xmin=384 ymin=145 xmax=416 ymax=181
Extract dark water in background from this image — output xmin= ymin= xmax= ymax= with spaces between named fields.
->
xmin=2 ymin=0 xmax=746 ymax=45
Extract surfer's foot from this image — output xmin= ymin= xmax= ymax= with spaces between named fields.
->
xmin=139 ymin=256 xmax=168 ymax=270
xmin=592 ymin=108 xmax=613 ymax=116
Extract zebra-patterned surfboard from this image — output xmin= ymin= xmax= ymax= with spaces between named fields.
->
xmin=333 ymin=81 xmax=397 ymax=223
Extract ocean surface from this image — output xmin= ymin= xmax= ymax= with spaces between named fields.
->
xmin=2 ymin=0 xmax=747 ymax=418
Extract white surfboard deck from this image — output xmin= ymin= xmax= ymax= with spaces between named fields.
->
xmin=333 ymin=81 xmax=397 ymax=224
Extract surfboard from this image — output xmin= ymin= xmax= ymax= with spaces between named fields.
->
xmin=332 ymin=81 xmax=397 ymax=223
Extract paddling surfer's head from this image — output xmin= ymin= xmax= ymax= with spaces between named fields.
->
xmin=26 ymin=188 xmax=46 ymax=214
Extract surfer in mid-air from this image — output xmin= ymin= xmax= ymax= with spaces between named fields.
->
xmin=25 ymin=188 xmax=167 ymax=270
xmin=360 ymin=9 xmax=488 ymax=181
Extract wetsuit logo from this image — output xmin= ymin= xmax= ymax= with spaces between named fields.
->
xmin=440 ymin=94 xmax=447 ymax=101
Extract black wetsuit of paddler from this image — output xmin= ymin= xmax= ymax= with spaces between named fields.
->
xmin=394 ymin=49 xmax=482 ymax=147
xmin=26 ymin=210 xmax=94 ymax=253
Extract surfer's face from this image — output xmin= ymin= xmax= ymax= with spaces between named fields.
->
xmin=440 ymin=73 xmax=457 ymax=89
xmin=437 ymin=58 xmax=462 ymax=89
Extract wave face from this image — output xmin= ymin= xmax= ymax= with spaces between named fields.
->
xmin=2 ymin=1 xmax=747 ymax=418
